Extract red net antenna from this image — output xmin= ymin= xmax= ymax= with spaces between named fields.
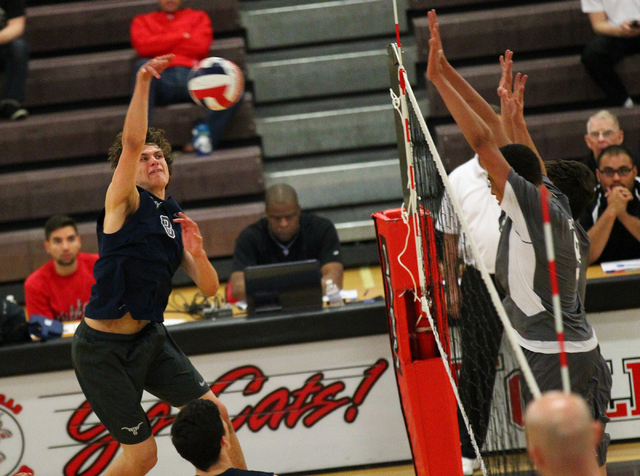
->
xmin=540 ymin=188 xmax=571 ymax=393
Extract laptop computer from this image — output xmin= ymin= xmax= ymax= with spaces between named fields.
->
xmin=244 ymin=259 xmax=323 ymax=315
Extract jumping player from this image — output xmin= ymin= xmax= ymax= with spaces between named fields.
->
xmin=71 ymin=54 xmax=246 ymax=476
xmin=426 ymin=10 xmax=611 ymax=475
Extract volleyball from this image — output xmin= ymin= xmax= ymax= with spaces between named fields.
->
xmin=188 ymin=57 xmax=244 ymax=111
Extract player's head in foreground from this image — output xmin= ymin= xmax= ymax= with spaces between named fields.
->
xmin=525 ymin=391 xmax=603 ymax=476
xmin=172 ymin=399 xmax=228 ymax=472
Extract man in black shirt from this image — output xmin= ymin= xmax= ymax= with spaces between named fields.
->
xmin=0 ymin=0 xmax=28 ymax=120
xmin=580 ymin=144 xmax=640 ymax=264
xmin=229 ymin=184 xmax=343 ymax=301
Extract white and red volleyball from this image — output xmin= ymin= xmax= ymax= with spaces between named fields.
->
xmin=188 ymin=57 xmax=244 ymax=111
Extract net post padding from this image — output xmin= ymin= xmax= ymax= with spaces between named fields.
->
xmin=373 ymin=209 xmax=463 ymax=476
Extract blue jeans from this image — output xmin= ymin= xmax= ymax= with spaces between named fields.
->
xmin=0 ymin=36 xmax=29 ymax=103
xmin=133 ymin=59 xmax=241 ymax=149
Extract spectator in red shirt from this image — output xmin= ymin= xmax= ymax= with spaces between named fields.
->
xmin=130 ymin=0 xmax=241 ymax=151
xmin=24 ymin=215 xmax=98 ymax=322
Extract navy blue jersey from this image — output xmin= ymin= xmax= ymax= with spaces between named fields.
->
xmin=217 ymin=468 xmax=275 ymax=476
xmin=85 ymin=187 xmax=183 ymax=322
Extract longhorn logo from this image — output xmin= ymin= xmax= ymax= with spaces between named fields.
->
xmin=121 ymin=422 xmax=144 ymax=436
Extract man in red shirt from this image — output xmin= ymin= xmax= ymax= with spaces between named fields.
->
xmin=24 ymin=215 xmax=98 ymax=322
xmin=130 ymin=0 xmax=241 ymax=151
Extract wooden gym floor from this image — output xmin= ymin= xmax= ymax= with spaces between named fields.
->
xmin=307 ymin=440 xmax=640 ymax=476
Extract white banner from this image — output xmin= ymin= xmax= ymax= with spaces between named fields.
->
xmin=0 ymin=335 xmax=412 ymax=476
xmin=590 ymin=308 xmax=640 ymax=440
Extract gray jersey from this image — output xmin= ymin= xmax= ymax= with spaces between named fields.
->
xmin=495 ymin=170 xmax=597 ymax=354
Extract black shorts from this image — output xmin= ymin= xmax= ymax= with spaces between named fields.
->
xmin=72 ymin=320 xmax=209 ymax=445
xmin=522 ymin=346 xmax=612 ymax=466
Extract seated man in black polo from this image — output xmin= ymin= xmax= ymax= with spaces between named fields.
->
xmin=228 ymin=183 xmax=344 ymax=301
xmin=580 ymin=144 xmax=640 ymax=264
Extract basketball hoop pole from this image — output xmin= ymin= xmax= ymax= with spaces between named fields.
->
xmin=540 ymin=188 xmax=571 ymax=394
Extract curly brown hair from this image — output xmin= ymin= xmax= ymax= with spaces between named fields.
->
xmin=107 ymin=127 xmax=174 ymax=175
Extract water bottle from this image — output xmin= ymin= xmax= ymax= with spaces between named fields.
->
xmin=325 ymin=279 xmax=344 ymax=307
xmin=191 ymin=121 xmax=213 ymax=156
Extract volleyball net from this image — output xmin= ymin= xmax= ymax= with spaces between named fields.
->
xmin=373 ymin=43 xmax=543 ymax=476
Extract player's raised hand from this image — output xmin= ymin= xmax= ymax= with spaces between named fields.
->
xmin=426 ymin=10 xmax=446 ymax=83
xmin=174 ymin=212 xmax=206 ymax=258
xmin=499 ymin=50 xmax=514 ymax=96
xmin=498 ymin=72 xmax=528 ymax=126
xmin=138 ymin=54 xmax=175 ymax=80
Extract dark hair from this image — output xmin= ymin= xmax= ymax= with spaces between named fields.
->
xmin=107 ymin=127 xmax=173 ymax=175
xmin=499 ymin=143 xmax=542 ymax=185
xmin=44 ymin=215 xmax=78 ymax=240
xmin=596 ymin=144 xmax=635 ymax=168
xmin=171 ymin=400 xmax=225 ymax=472
xmin=545 ymin=160 xmax=595 ymax=220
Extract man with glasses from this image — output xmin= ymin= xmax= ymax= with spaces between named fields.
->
xmin=580 ymin=110 xmax=625 ymax=174
xmin=580 ymin=144 xmax=640 ymax=263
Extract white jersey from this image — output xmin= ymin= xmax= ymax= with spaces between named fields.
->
xmin=580 ymin=0 xmax=640 ymax=26
xmin=439 ymin=156 xmax=502 ymax=272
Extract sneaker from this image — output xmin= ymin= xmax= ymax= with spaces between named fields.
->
xmin=0 ymin=99 xmax=28 ymax=120
xmin=462 ymin=457 xmax=480 ymax=475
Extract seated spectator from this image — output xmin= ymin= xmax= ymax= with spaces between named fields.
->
xmin=229 ymin=184 xmax=343 ymax=301
xmin=580 ymin=110 xmax=625 ymax=173
xmin=24 ymin=215 xmax=98 ymax=322
xmin=130 ymin=0 xmax=241 ymax=151
xmin=525 ymin=391 xmax=603 ymax=476
xmin=580 ymin=0 xmax=640 ymax=108
xmin=580 ymin=144 xmax=640 ymax=263
xmin=172 ymin=399 xmax=276 ymax=476
xmin=0 ymin=0 xmax=29 ymax=120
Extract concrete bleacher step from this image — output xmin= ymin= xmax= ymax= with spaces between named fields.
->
xmin=263 ymin=148 xmax=404 ymax=242
xmin=435 ymin=106 xmax=640 ymax=172
xmin=27 ymin=0 xmax=241 ymax=54
xmin=264 ymin=148 xmax=403 ymax=209
xmin=240 ymin=0 xmax=409 ymax=50
xmin=25 ymin=38 xmax=247 ymax=108
xmin=427 ymin=54 xmax=640 ymax=117
xmin=321 ymin=200 xmax=402 ymax=242
xmin=0 ymin=146 xmax=264 ymax=224
xmin=409 ymin=0 xmax=511 ymax=8
xmin=247 ymin=38 xmax=417 ymax=104
xmin=0 ymin=96 xmax=256 ymax=167
xmin=413 ymin=1 xmax=592 ymax=62
xmin=255 ymin=92 xmax=427 ymax=159
xmin=0 ymin=201 xmax=265 ymax=284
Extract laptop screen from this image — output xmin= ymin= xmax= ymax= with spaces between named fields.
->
xmin=244 ymin=259 xmax=323 ymax=315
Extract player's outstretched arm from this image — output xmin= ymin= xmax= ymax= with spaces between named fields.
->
xmin=105 ymin=55 xmax=174 ymax=221
xmin=498 ymin=72 xmax=546 ymax=175
xmin=499 ymin=50 xmax=515 ymax=142
xmin=426 ymin=10 xmax=510 ymax=192
xmin=429 ymin=17 xmax=510 ymax=148
xmin=175 ymin=212 xmax=220 ymax=296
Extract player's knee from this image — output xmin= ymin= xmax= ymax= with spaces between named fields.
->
xmin=122 ymin=438 xmax=158 ymax=474
xmin=137 ymin=451 xmax=158 ymax=473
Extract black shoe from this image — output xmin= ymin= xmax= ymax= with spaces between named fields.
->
xmin=0 ymin=100 xmax=28 ymax=120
